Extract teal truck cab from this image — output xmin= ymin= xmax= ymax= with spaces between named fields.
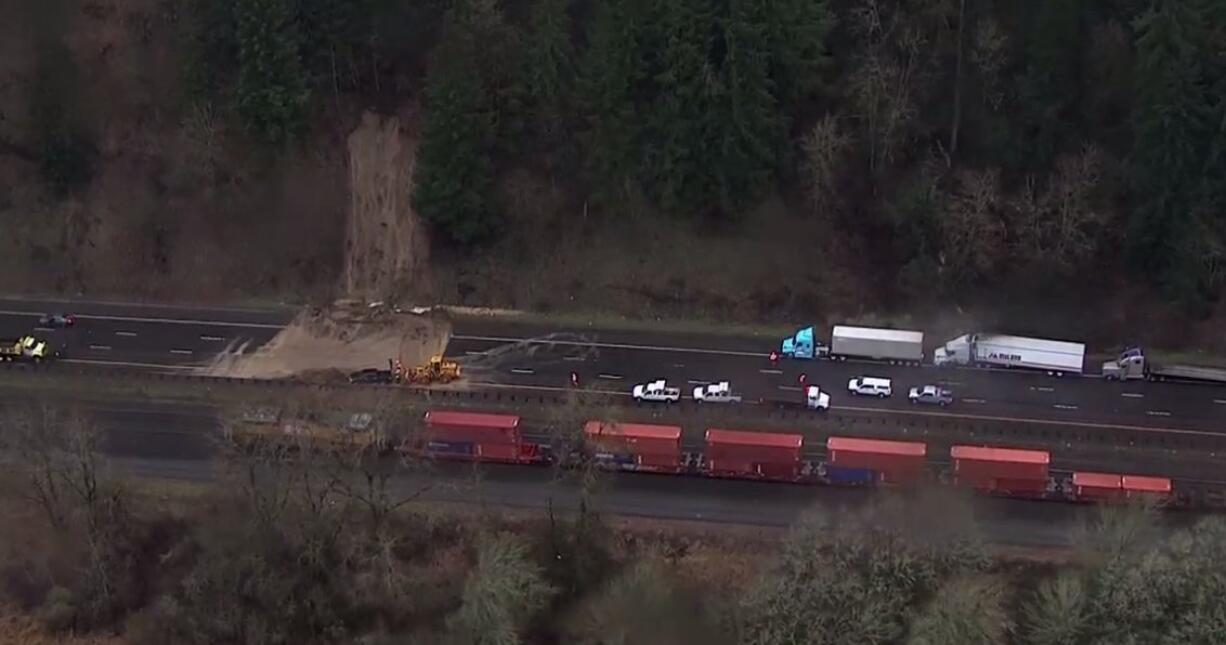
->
xmin=780 ymin=327 xmax=830 ymax=360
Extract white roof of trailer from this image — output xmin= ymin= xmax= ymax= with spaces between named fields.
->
xmin=974 ymin=334 xmax=1085 ymax=356
xmin=833 ymin=325 xmax=925 ymax=344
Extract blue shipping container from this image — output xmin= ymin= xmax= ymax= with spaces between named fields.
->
xmin=426 ymin=440 xmax=475 ymax=456
xmin=824 ymin=465 xmax=878 ymax=486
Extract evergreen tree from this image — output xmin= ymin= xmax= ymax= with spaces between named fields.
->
xmin=578 ymin=0 xmax=650 ymax=203
xmin=518 ymin=0 xmax=575 ymax=162
xmin=761 ymin=0 xmax=835 ymax=109
xmin=1128 ymin=0 xmax=1213 ymax=304
xmin=412 ymin=14 xmax=499 ymax=245
xmin=710 ymin=0 xmax=782 ymax=213
xmin=643 ymin=0 xmax=718 ymax=214
xmin=233 ymin=0 xmax=311 ymax=145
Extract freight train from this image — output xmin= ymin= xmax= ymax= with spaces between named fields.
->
xmin=404 ymin=409 xmax=1179 ymax=507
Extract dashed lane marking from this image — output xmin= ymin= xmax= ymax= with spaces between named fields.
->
xmin=1121 ymin=393 xmax=1144 ymax=398
xmin=962 ymin=398 xmax=986 ymax=404
xmin=1146 ymin=410 xmax=1172 ymax=417
xmin=115 ymin=331 xmax=137 ymax=337
xmin=759 ymin=368 xmax=783 ymax=375
xmin=777 ymin=385 xmax=801 ymax=392
xmin=0 ymin=309 xmax=284 ymax=329
xmin=509 ymin=368 xmax=535 ymax=375
xmin=451 ymin=334 xmax=764 ymax=358
xmin=89 ymin=344 xmax=111 ymax=351
xmin=1033 ymin=386 xmax=1056 ymax=393
xmin=1053 ymin=404 xmax=1078 ymax=410
xmin=464 ymin=351 xmax=485 ymax=356
xmin=598 ymin=373 xmax=624 ymax=380
xmin=563 ymin=356 xmax=585 ymax=362
xmin=169 ymin=349 xmax=194 ymax=355
xmin=1215 ymin=399 xmax=1226 ymax=405
xmin=199 ymin=335 xmax=224 ymax=341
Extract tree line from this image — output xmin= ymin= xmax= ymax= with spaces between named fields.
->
xmin=174 ymin=0 xmax=1226 ymax=312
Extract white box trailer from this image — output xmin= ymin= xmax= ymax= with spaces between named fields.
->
xmin=934 ymin=333 xmax=1085 ymax=375
xmin=830 ymin=326 xmax=924 ymax=365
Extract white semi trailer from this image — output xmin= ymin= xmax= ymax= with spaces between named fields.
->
xmin=933 ymin=333 xmax=1085 ymax=376
xmin=830 ymin=326 xmax=925 ymax=365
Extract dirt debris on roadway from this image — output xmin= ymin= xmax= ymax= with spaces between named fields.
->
xmin=203 ymin=301 xmax=451 ymax=380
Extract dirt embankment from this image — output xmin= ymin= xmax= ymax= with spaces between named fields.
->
xmin=204 ymin=303 xmax=450 ymax=380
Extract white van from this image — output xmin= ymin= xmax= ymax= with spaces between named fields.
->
xmin=847 ymin=376 xmax=892 ymax=398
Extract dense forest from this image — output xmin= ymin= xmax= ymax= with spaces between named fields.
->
xmin=1 ymin=401 xmax=1225 ymax=644
xmin=3 ymin=0 xmax=1225 ymax=328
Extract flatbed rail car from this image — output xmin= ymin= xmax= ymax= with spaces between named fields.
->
xmin=406 ymin=407 xmax=1196 ymax=508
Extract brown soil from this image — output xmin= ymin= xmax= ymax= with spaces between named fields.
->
xmin=203 ymin=302 xmax=451 ymax=379
xmin=343 ymin=111 xmax=431 ymax=301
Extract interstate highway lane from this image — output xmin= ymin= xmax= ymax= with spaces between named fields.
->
xmin=447 ymin=318 xmax=1226 ymax=434
xmin=0 ymin=297 xmax=292 ymax=369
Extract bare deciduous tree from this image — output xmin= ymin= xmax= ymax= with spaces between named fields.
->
xmin=940 ymin=167 xmax=1006 ymax=281
xmin=907 ymin=574 xmax=1010 ymax=645
xmin=1011 ymin=144 xmax=1108 ymax=271
xmin=971 ymin=17 xmax=1008 ymax=111
xmin=447 ymin=532 xmax=554 ymax=645
xmin=801 ymin=114 xmax=852 ymax=213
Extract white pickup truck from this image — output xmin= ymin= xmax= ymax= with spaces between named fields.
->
xmin=692 ymin=381 xmax=742 ymax=404
xmin=632 ymin=379 xmax=681 ymax=403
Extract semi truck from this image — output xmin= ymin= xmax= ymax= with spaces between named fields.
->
xmin=1101 ymin=347 xmax=1226 ymax=384
xmin=780 ymin=325 xmax=924 ymax=365
xmin=933 ymin=333 xmax=1085 ymax=375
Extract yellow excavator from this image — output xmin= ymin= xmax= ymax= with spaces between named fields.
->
xmin=392 ymin=355 xmax=461 ymax=384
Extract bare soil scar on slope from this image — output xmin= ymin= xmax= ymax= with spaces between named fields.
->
xmin=204 ymin=304 xmax=451 ymax=380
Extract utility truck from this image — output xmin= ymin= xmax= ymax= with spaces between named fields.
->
xmin=933 ymin=333 xmax=1084 ymax=376
xmin=1102 ymin=347 xmax=1226 ymax=384
xmin=632 ymin=379 xmax=682 ymax=403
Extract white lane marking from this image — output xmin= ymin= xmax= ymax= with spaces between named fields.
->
xmin=759 ymin=368 xmax=783 ymax=375
xmin=1215 ymin=399 xmax=1226 ymax=405
xmin=33 ymin=326 xmax=52 ymax=332
xmin=115 ymin=331 xmax=137 ymax=337
xmin=199 ymin=335 xmax=224 ymax=342
xmin=1146 ymin=410 xmax=1172 ymax=417
xmin=169 ymin=349 xmax=194 ymax=355
xmin=1033 ymin=386 xmax=1055 ymax=393
xmin=509 ymin=368 xmax=535 ymax=375
xmin=1053 ymin=404 xmax=1078 ymax=410
xmin=452 ymin=334 xmax=764 ymax=358
xmin=962 ymin=398 xmax=986 ymax=404
xmin=0 ymin=309 xmax=284 ymax=329
xmin=938 ymin=381 xmax=962 ymax=386
xmin=1121 ymin=392 xmax=1144 ymax=398
xmin=464 ymin=350 xmax=485 ymax=356
xmin=777 ymin=385 xmax=801 ymax=392
xmin=89 ymin=344 xmax=112 ymax=351
xmin=673 ymin=363 xmax=685 ymax=368
xmin=62 ymin=358 xmax=196 ymax=370
xmin=563 ymin=356 xmax=585 ymax=362
xmin=598 ymin=373 xmax=623 ymax=380
xmin=687 ymin=380 xmax=708 ymax=385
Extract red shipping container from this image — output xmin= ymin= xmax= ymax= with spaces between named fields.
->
xmin=475 ymin=443 xmax=524 ymax=463
xmin=424 ymin=410 xmax=521 ymax=446
xmin=1123 ymin=475 xmax=1172 ymax=497
xmin=705 ymin=429 xmax=803 ymax=479
xmin=826 ymin=436 xmax=927 ymax=484
xmin=951 ymin=445 xmax=1050 ymax=488
xmin=1073 ymin=472 xmax=1123 ymax=500
xmin=584 ymin=421 xmax=682 ymax=471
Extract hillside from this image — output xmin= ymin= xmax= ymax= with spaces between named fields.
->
xmin=2 ymin=0 xmax=1225 ymax=348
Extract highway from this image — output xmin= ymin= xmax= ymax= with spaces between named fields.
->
xmin=2 ymin=296 xmax=1225 ymax=439
xmin=72 ymin=399 xmax=1161 ymax=549
xmin=0 ymin=297 xmax=291 ymax=370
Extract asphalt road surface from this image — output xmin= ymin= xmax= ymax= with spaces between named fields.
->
xmin=2 ymin=296 xmax=1225 ymax=438
xmin=74 ymin=398 xmax=1147 ymax=549
xmin=0 ymin=296 xmax=291 ymax=370
xmin=447 ymin=316 xmax=1226 ymax=435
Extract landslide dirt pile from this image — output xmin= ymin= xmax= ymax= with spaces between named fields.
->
xmin=343 ymin=111 xmax=430 ymax=301
xmin=204 ymin=302 xmax=451 ymax=380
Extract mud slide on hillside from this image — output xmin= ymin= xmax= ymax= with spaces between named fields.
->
xmin=204 ymin=304 xmax=451 ymax=381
